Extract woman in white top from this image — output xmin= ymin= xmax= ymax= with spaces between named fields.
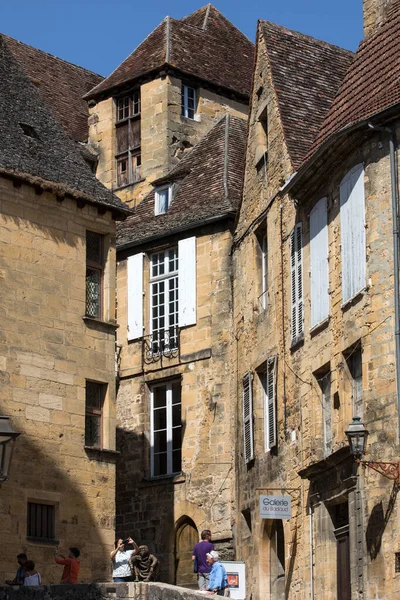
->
xmin=110 ymin=537 xmax=138 ymax=582
xmin=23 ymin=561 xmax=41 ymax=586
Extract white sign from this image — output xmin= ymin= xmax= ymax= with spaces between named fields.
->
xmin=220 ymin=561 xmax=246 ymax=600
xmin=260 ymin=495 xmax=292 ymax=519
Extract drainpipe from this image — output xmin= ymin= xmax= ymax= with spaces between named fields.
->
xmin=368 ymin=123 xmax=400 ymax=441
xmin=309 ymin=503 xmax=314 ymax=600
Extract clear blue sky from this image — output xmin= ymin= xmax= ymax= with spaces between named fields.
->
xmin=2 ymin=0 xmax=363 ymax=76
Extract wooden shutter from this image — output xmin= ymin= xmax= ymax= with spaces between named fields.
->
xmin=290 ymin=223 xmax=303 ymax=343
xmin=265 ymin=357 xmax=277 ymax=451
xmin=178 ymin=237 xmax=196 ymax=327
xmin=243 ymin=372 xmax=254 ymax=463
xmin=340 ymin=164 xmax=366 ymax=303
xmin=127 ymin=253 xmax=144 ymax=340
xmin=310 ymin=197 xmax=329 ymax=328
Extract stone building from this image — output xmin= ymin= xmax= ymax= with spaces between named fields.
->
xmin=233 ymin=1 xmax=400 ymax=599
xmin=0 ymin=37 xmax=130 ymax=583
xmin=84 ymin=5 xmax=254 ymax=584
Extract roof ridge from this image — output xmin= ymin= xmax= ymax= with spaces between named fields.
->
xmin=260 ymin=20 xmax=354 ymax=55
xmin=202 ymin=4 xmax=212 ymax=29
xmin=165 ymin=16 xmax=171 ymax=63
xmin=2 ymin=33 xmax=104 ymax=78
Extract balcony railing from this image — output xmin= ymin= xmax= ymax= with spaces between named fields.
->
xmin=143 ymin=327 xmax=180 ymax=365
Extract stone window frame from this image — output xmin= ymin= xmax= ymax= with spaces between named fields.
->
xmin=115 ymin=88 xmax=142 ymax=188
xmin=85 ymin=380 xmax=107 ymax=449
xmin=85 ymin=230 xmax=105 ymax=320
xmin=27 ymin=500 xmax=58 ymax=543
xmin=181 ymin=83 xmax=197 ymax=120
xmin=149 ymin=379 xmax=182 ymax=478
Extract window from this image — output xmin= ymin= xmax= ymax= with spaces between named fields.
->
xmin=155 ymin=185 xmax=173 ymax=216
xmin=115 ymin=90 xmax=141 ymax=187
xmin=255 ymin=105 xmax=268 ymax=173
xmin=27 ymin=502 xmax=55 ymax=540
xmin=85 ymin=381 xmax=106 ymax=447
xmin=340 ymin=164 xmax=366 ymax=303
xmin=346 ymin=347 xmax=363 ymax=418
xmin=317 ymin=369 xmax=332 ymax=456
xmin=150 ymin=380 xmax=182 ymax=477
xmin=181 ymin=85 xmax=196 ymax=119
xmin=86 ymin=231 xmax=104 ymax=319
xmin=243 ymin=372 xmax=254 ymax=463
xmin=150 ymin=248 xmax=179 ymax=353
xmin=310 ymin=197 xmax=329 ymax=328
xmin=290 ymin=223 xmax=304 ymax=344
xmin=261 ymin=357 xmax=277 ymax=452
xmin=261 ymin=235 xmax=268 ymax=309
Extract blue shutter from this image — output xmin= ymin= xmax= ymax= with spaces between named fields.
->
xmin=310 ymin=197 xmax=329 ymax=328
xmin=340 ymin=164 xmax=366 ymax=303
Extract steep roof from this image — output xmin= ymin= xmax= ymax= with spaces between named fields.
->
xmin=308 ymin=0 xmax=400 ymax=155
xmin=86 ymin=5 xmax=254 ymax=100
xmin=0 ymin=37 xmax=130 ymax=218
xmin=260 ymin=21 xmax=354 ymax=170
xmin=3 ymin=34 xmax=103 ymax=143
xmin=117 ymin=114 xmax=247 ymax=248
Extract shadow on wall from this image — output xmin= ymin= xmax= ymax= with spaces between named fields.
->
xmin=366 ymin=483 xmax=399 ymax=560
xmin=116 ymin=425 xmax=180 ymax=585
xmin=0 ymin=414 xmax=114 ymax=585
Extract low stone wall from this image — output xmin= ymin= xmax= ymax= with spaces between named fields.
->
xmin=0 ymin=583 xmax=202 ymax=600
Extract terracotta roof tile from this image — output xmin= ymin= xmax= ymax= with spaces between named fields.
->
xmin=117 ymin=114 xmax=247 ymax=248
xmin=0 ymin=37 xmax=130 ymax=217
xmin=309 ymin=0 xmax=400 ymax=156
xmin=260 ymin=21 xmax=353 ymax=170
xmin=86 ymin=5 xmax=254 ymax=100
xmin=3 ymin=34 xmax=103 ymax=143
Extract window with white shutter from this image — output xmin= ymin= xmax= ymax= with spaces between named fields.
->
xmin=340 ymin=164 xmax=366 ymax=303
xmin=178 ymin=237 xmax=196 ymax=327
xmin=290 ymin=223 xmax=303 ymax=344
xmin=310 ymin=198 xmax=329 ymax=328
xmin=243 ymin=372 xmax=254 ymax=463
xmin=262 ymin=357 xmax=277 ymax=452
xmin=127 ymin=253 xmax=144 ymax=340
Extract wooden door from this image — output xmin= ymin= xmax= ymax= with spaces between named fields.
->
xmin=175 ymin=519 xmax=198 ymax=587
xmin=335 ymin=525 xmax=351 ymax=600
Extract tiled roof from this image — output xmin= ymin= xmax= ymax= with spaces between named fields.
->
xmin=86 ymin=5 xmax=254 ymax=100
xmin=260 ymin=21 xmax=354 ymax=170
xmin=0 ymin=37 xmax=130 ymax=217
xmin=308 ymin=0 xmax=400 ymax=155
xmin=3 ymin=34 xmax=103 ymax=143
xmin=117 ymin=114 xmax=247 ymax=248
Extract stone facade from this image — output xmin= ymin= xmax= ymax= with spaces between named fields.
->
xmin=0 ymin=175 xmax=119 ymax=583
xmin=363 ymin=0 xmax=395 ymax=37
xmin=89 ymin=75 xmax=247 ymax=208
xmin=232 ymin=16 xmax=400 ymax=600
xmin=116 ymin=223 xmax=237 ymax=584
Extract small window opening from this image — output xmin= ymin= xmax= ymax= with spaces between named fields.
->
xmin=395 ymin=552 xmax=400 ymax=573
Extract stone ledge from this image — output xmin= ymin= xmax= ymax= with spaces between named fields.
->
xmin=0 ymin=582 xmax=203 ymax=600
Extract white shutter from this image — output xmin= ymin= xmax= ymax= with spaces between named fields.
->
xmin=264 ymin=357 xmax=277 ymax=451
xmin=310 ymin=197 xmax=329 ymax=328
xmin=243 ymin=372 xmax=254 ymax=463
xmin=127 ymin=253 xmax=144 ymax=340
xmin=340 ymin=164 xmax=366 ymax=303
xmin=290 ymin=223 xmax=303 ymax=343
xmin=178 ymin=237 xmax=196 ymax=327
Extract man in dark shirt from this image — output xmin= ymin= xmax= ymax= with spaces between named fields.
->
xmin=192 ymin=529 xmax=214 ymax=590
xmin=5 ymin=553 xmax=28 ymax=586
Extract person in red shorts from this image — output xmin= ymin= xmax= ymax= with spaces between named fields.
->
xmin=54 ymin=547 xmax=80 ymax=584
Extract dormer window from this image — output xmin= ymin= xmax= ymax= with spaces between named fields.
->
xmin=115 ymin=89 xmax=141 ymax=187
xmin=155 ymin=185 xmax=173 ymax=215
xmin=181 ymin=85 xmax=196 ymax=120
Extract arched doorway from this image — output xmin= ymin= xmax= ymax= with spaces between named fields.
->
xmin=175 ymin=516 xmax=198 ymax=588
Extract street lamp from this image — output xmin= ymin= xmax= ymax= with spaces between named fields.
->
xmin=0 ymin=416 xmax=20 ymax=483
xmin=346 ymin=416 xmax=400 ymax=484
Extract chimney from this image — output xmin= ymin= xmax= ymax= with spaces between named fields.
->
xmin=363 ymin=0 xmax=395 ymax=37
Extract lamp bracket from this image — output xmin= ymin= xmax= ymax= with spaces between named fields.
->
xmin=357 ymin=459 xmax=400 ymax=483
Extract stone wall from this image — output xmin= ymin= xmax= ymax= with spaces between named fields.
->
xmin=89 ymin=75 xmax=248 ymax=209
xmin=363 ymin=0 xmax=395 ymax=37
xmin=0 ymin=176 xmax=118 ymax=583
xmin=0 ymin=582 xmax=202 ymax=600
xmin=115 ymin=224 xmax=236 ymax=583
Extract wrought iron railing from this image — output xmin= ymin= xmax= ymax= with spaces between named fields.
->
xmin=143 ymin=327 xmax=180 ymax=364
